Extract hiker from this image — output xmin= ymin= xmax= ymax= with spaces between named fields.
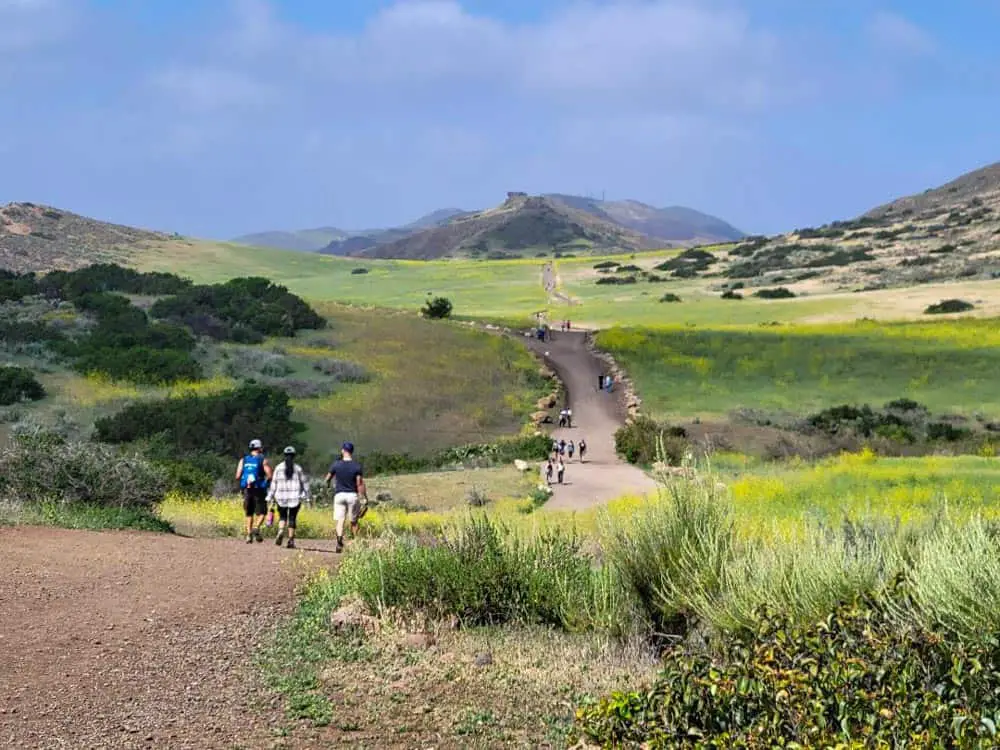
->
xmin=566 ymin=408 xmax=573 ymax=428
xmin=604 ymin=375 xmax=613 ymax=393
xmin=236 ymin=439 xmax=273 ymax=543
xmin=544 ymin=458 xmax=554 ymax=485
xmin=567 ymin=320 xmax=571 ymax=331
xmin=324 ymin=441 xmax=368 ymax=553
xmin=597 ymin=373 xmax=604 ymax=392
xmin=558 ymin=408 xmax=568 ymax=428
xmin=578 ymin=438 xmax=587 ymax=463
xmin=558 ymin=438 xmax=566 ymax=456
xmin=556 ymin=456 xmax=566 ymax=484
xmin=266 ymin=446 xmax=309 ymax=549
xmin=567 ymin=440 xmax=575 ymax=460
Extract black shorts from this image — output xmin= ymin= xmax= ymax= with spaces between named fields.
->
xmin=243 ymin=487 xmax=267 ymax=517
xmin=277 ymin=505 xmax=300 ymax=528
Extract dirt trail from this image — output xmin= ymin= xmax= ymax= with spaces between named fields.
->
xmin=524 ymin=331 xmax=658 ymax=510
xmin=0 ymin=526 xmax=338 ymax=750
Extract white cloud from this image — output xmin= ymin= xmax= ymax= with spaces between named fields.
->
xmin=152 ymin=0 xmax=805 ymax=117
xmin=866 ymin=11 xmax=936 ymax=57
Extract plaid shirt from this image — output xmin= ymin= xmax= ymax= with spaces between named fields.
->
xmin=266 ymin=464 xmax=309 ymax=507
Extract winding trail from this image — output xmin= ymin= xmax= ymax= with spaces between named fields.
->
xmin=524 ymin=331 xmax=657 ymax=511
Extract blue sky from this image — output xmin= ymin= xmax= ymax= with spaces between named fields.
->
xmin=1 ymin=0 xmax=998 ymax=239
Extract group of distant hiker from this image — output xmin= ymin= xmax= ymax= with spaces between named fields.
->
xmin=235 ymin=438 xmax=367 ymax=553
xmin=545 ymin=436 xmax=586 ymax=485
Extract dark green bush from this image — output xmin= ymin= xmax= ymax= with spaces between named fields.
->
xmin=39 ymin=263 xmax=191 ymax=299
xmin=421 ymin=296 xmax=453 ymax=319
xmin=150 ymin=277 xmax=325 ymax=339
xmin=927 ymin=421 xmax=972 ymax=442
xmin=94 ymin=383 xmax=303 ymax=457
xmin=752 ymin=287 xmax=795 ymax=299
xmin=350 ymin=268 xmax=369 ymax=275
xmin=593 ymin=261 xmax=618 ymax=270
xmin=925 ymin=299 xmax=975 ymax=315
xmin=616 ymin=264 xmax=642 ymax=273
xmin=614 ymin=417 xmax=688 ymax=466
xmin=0 ymin=366 xmax=46 ymax=405
xmin=596 ymin=276 xmax=638 ymax=285
xmin=720 ymin=290 xmax=743 ymax=300
xmin=659 ymin=293 xmax=682 ymax=303
xmin=575 ymin=597 xmax=1000 ymax=749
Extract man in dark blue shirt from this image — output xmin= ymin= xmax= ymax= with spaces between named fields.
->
xmin=324 ymin=441 xmax=368 ymax=553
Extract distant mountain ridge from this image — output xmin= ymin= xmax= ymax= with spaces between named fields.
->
xmin=233 ymin=196 xmax=743 ymax=256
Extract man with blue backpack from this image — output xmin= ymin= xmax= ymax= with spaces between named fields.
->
xmin=235 ymin=438 xmax=273 ymax=544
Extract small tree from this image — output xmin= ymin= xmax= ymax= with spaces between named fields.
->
xmin=421 ymin=296 xmax=453 ymax=319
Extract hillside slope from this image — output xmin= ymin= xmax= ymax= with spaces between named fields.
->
xmin=545 ymin=194 xmax=744 ymax=243
xmin=0 ymin=202 xmax=171 ymax=273
xmin=350 ymin=192 xmax=658 ymax=259
xmin=698 ymin=161 xmax=1000 ymax=294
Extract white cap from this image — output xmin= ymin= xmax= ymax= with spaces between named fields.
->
xmin=249 ymin=439 xmax=263 ymax=449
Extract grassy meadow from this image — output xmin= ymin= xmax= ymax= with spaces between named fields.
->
xmin=596 ymin=317 xmax=1000 ymax=421
xmin=0 ymin=301 xmax=549 ymax=461
xmin=135 ymin=239 xmax=1000 ymax=328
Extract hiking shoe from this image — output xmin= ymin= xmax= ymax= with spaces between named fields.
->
xmin=335 ymin=537 xmax=344 ymax=553
xmin=254 ymin=529 xmax=263 ymax=543
xmin=286 ymin=539 xmax=296 ymax=550
xmin=275 ymin=528 xmax=285 ymax=546
xmin=245 ymin=534 xmax=253 ymax=544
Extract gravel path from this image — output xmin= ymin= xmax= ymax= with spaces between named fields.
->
xmin=0 ymin=526 xmax=338 ymax=750
xmin=524 ymin=330 xmax=657 ymax=510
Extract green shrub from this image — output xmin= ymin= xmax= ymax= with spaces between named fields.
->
xmin=150 ymin=277 xmax=325 ymax=339
xmin=94 ymin=383 xmax=303 ymax=457
xmin=312 ymin=358 xmax=371 ymax=383
xmin=720 ymin=290 xmax=743 ymax=300
xmin=0 ymin=366 xmax=45 ymax=405
xmin=337 ymin=516 xmax=597 ymax=629
xmin=0 ymin=432 xmax=167 ymax=509
xmin=614 ymin=417 xmax=687 ymax=466
xmin=593 ymin=261 xmax=618 ymax=270
xmin=604 ymin=478 xmax=734 ymax=637
xmin=350 ymin=268 xmax=369 ymax=275
xmin=596 ymin=276 xmax=638 ymax=285
xmin=575 ymin=597 xmax=1000 ymax=749
xmin=61 ymin=291 xmax=202 ymax=384
xmin=616 ymin=264 xmax=642 ymax=273
xmin=659 ymin=293 xmax=682 ymax=303
xmin=420 ymin=296 xmax=453 ymax=319
xmin=925 ymin=299 xmax=975 ymax=315
xmin=752 ymin=287 xmax=795 ymax=299
xmin=223 ymin=348 xmax=294 ymax=379
xmin=39 ymin=263 xmax=191 ymax=298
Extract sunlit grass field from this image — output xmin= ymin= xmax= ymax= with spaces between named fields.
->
xmin=595 ymin=317 xmax=1000 ymax=421
xmin=135 ymin=239 xmax=1000 ymax=328
xmin=2 ymin=303 xmax=548 ymax=460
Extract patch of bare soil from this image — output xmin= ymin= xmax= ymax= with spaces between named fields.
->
xmin=0 ymin=527 xmax=338 ymax=750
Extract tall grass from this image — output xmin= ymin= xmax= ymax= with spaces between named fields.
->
xmin=296 ymin=471 xmax=1000 ymax=648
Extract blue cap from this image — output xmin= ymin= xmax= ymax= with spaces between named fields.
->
xmin=342 ymin=441 xmax=354 ymax=453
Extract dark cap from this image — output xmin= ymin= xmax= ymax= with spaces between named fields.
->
xmin=342 ymin=441 xmax=354 ymax=453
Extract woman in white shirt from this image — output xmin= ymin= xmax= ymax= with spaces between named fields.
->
xmin=266 ymin=446 xmax=309 ymax=549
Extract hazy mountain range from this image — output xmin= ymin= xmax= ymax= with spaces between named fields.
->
xmin=232 ymin=194 xmax=745 ymax=258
